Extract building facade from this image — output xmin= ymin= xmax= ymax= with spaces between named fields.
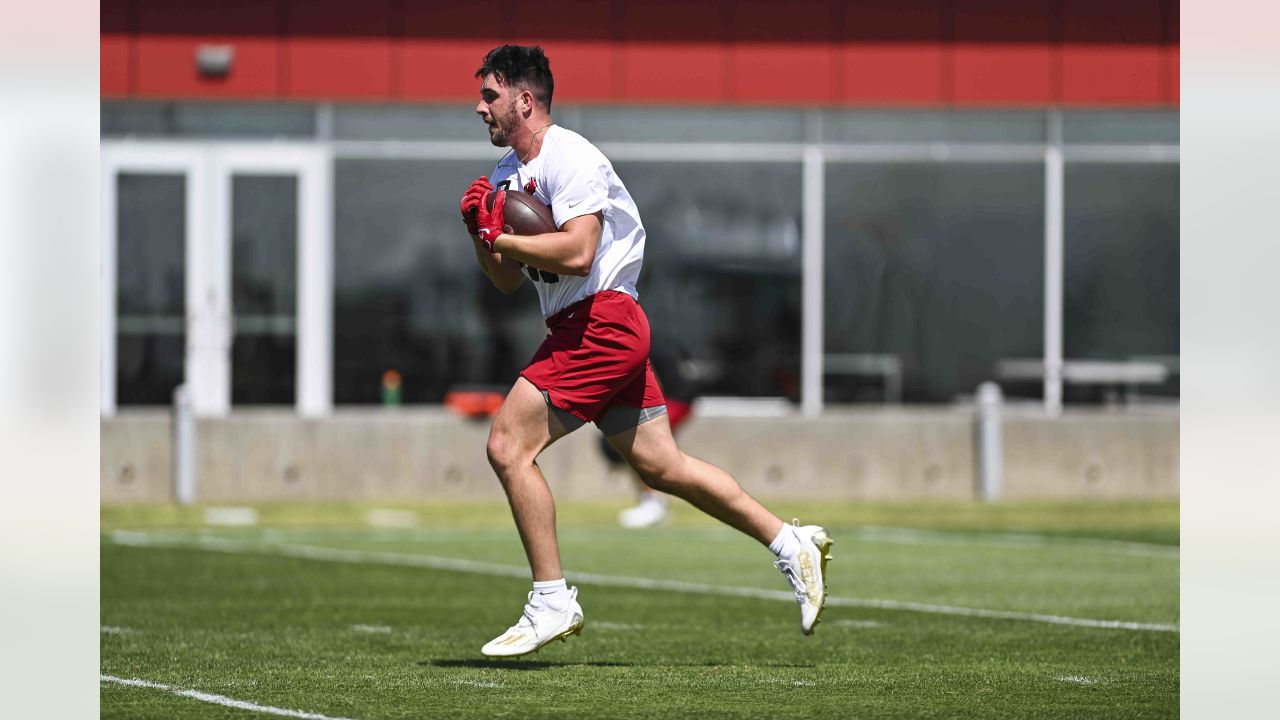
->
xmin=101 ymin=0 xmax=1179 ymax=416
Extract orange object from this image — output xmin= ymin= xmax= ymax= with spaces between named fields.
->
xmin=381 ymin=369 xmax=402 ymax=390
xmin=444 ymin=390 xmax=504 ymax=419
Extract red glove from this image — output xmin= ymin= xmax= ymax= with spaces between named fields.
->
xmin=475 ymin=189 xmax=507 ymax=252
xmin=459 ymin=176 xmax=492 ymax=236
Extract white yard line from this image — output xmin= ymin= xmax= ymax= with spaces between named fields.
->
xmin=100 ymin=675 xmax=360 ymax=720
xmin=203 ymin=506 xmax=260 ymax=527
xmin=592 ymin=621 xmax=646 ymax=631
xmin=110 ymin=531 xmax=1178 ymax=633
xmin=832 ymin=619 xmax=884 ymax=628
xmin=855 ymin=526 xmax=1179 ymax=559
xmin=115 ymin=525 xmax=1179 ymax=558
xmin=366 ymin=509 xmax=419 ymax=529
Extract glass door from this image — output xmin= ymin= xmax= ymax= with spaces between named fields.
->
xmin=102 ymin=143 xmax=331 ymax=417
xmin=228 ymin=173 xmax=299 ymax=404
xmin=101 ymin=145 xmax=212 ymax=414
xmin=214 ymin=145 xmax=332 ymax=416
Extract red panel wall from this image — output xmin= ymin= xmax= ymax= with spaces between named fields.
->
xmin=1061 ymin=0 xmax=1164 ymax=104
xmin=729 ymin=0 xmax=838 ymax=104
xmin=133 ymin=0 xmax=282 ymax=98
xmin=951 ymin=0 xmax=1054 ymax=104
xmin=102 ymin=1 xmax=132 ymax=96
xmin=285 ymin=0 xmax=394 ymax=99
xmin=104 ymin=0 xmax=1179 ymax=107
xmin=402 ymin=2 xmax=505 ymax=101
xmin=619 ymin=0 xmax=728 ymax=103
xmin=102 ymin=37 xmax=132 ymax=96
xmin=1165 ymin=1 xmax=1180 ymax=104
xmin=841 ymin=1 xmax=945 ymax=104
xmin=511 ymin=0 xmax=620 ymax=103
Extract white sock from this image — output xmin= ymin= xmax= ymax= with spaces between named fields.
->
xmin=531 ymin=579 xmax=570 ymax=611
xmin=641 ymin=493 xmax=666 ymax=507
xmin=768 ymin=523 xmax=800 ymax=558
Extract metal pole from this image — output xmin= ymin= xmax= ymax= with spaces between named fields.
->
xmin=101 ymin=158 xmax=117 ymax=417
xmin=1044 ymin=111 xmax=1065 ymax=416
xmin=172 ymin=384 xmax=197 ymax=506
xmin=298 ymin=149 xmax=334 ymax=417
xmin=801 ymin=145 xmax=825 ymax=417
xmin=976 ymin=381 xmax=1004 ymax=501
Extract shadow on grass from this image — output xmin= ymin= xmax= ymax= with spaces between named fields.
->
xmin=422 ymin=659 xmax=815 ymax=670
xmin=422 ymin=658 xmax=632 ymax=670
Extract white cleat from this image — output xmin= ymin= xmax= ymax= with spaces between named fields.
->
xmin=618 ymin=494 xmax=668 ymax=528
xmin=774 ymin=519 xmax=834 ymax=635
xmin=481 ymin=587 xmax=585 ymax=658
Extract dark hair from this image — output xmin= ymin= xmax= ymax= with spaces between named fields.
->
xmin=475 ymin=45 xmax=554 ymax=110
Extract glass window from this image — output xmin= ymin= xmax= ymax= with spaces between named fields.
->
xmin=173 ymin=103 xmax=315 ymax=137
xmin=820 ymin=110 xmax=1045 ymax=144
xmin=102 ymin=102 xmax=169 ymax=136
xmin=612 ymin=161 xmax=804 ymax=399
xmin=1062 ymin=110 xmax=1179 ymax=145
xmin=1064 ymin=163 xmax=1179 ymax=397
xmin=333 ymin=104 xmax=486 ymax=141
xmin=116 ymin=173 xmax=186 ymax=405
xmin=823 ymin=163 xmax=1045 ymax=403
xmin=101 ymin=101 xmax=315 ymax=138
xmin=333 ymin=159 xmax=545 ymax=404
xmin=336 ymin=158 xmax=802 ymax=403
xmin=231 ymin=175 xmax=298 ymax=405
xmin=575 ymin=106 xmax=807 ymax=144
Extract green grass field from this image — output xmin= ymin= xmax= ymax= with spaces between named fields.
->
xmin=101 ymin=501 xmax=1178 ymax=719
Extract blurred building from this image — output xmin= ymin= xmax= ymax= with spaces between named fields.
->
xmin=101 ymin=0 xmax=1179 ymax=418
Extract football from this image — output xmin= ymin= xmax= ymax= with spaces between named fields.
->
xmin=488 ymin=189 xmax=557 ymax=236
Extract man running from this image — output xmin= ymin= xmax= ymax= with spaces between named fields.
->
xmin=459 ymin=45 xmax=833 ymax=658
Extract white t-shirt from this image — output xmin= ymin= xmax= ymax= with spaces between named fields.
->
xmin=490 ymin=125 xmax=645 ymax=317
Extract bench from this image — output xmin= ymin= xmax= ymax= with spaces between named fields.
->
xmin=994 ymin=358 xmax=1171 ymax=404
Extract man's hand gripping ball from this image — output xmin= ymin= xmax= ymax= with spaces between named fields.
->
xmin=475 ymin=189 xmax=507 ymax=252
xmin=459 ymin=176 xmax=492 ymax=237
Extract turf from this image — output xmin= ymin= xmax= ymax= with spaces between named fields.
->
xmin=101 ymin=501 xmax=1178 ymax=719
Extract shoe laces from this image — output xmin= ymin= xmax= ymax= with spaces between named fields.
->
xmin=510 ymin=592 xmax=542 ymax=636
xmin=775 ymin=557 xmax=809 ymax=605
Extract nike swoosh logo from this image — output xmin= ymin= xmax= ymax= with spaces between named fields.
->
xmin=567 ymin=200 xmax=581 ymax=208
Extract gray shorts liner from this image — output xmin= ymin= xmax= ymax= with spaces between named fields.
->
xmin=540 ymin=389 xmax=667 ymax=436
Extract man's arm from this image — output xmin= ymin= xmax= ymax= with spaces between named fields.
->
xmin=490 ymin=211 xmax=603 ymax=277
xmin=470 ymin=232 xmax=528 ymax=294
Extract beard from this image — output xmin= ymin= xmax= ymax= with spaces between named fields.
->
xmin=488 ymin=104 xmax=520 ymax=147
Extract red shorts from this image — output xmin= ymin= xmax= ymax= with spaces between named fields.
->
xmin=520 ymin=290 xmax=666 ymax=423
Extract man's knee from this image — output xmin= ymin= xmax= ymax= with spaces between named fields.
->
xmin=633 ymin=451 xmax=687 ymax=494
xmin=486 ymin=425 xmax=527 ymax=477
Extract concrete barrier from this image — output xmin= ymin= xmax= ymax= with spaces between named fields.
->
xmin=1001 ymin=407 xmax=1179 ymax=499
xmin=101 ymin=412 xmax=172 ymax=503
xmin=675 ymin=409 xmax=976 ymax=501
xmin=100 ymin=406 xmax=1178 ymax=504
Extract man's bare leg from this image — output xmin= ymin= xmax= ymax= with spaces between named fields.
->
xmin=605 ymin=414 xmax=784 ymax=545
xmin=486 ymin=376 xmax=570 ymax=581
xmin=606 ymin=413 xmax=833 ymax=634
